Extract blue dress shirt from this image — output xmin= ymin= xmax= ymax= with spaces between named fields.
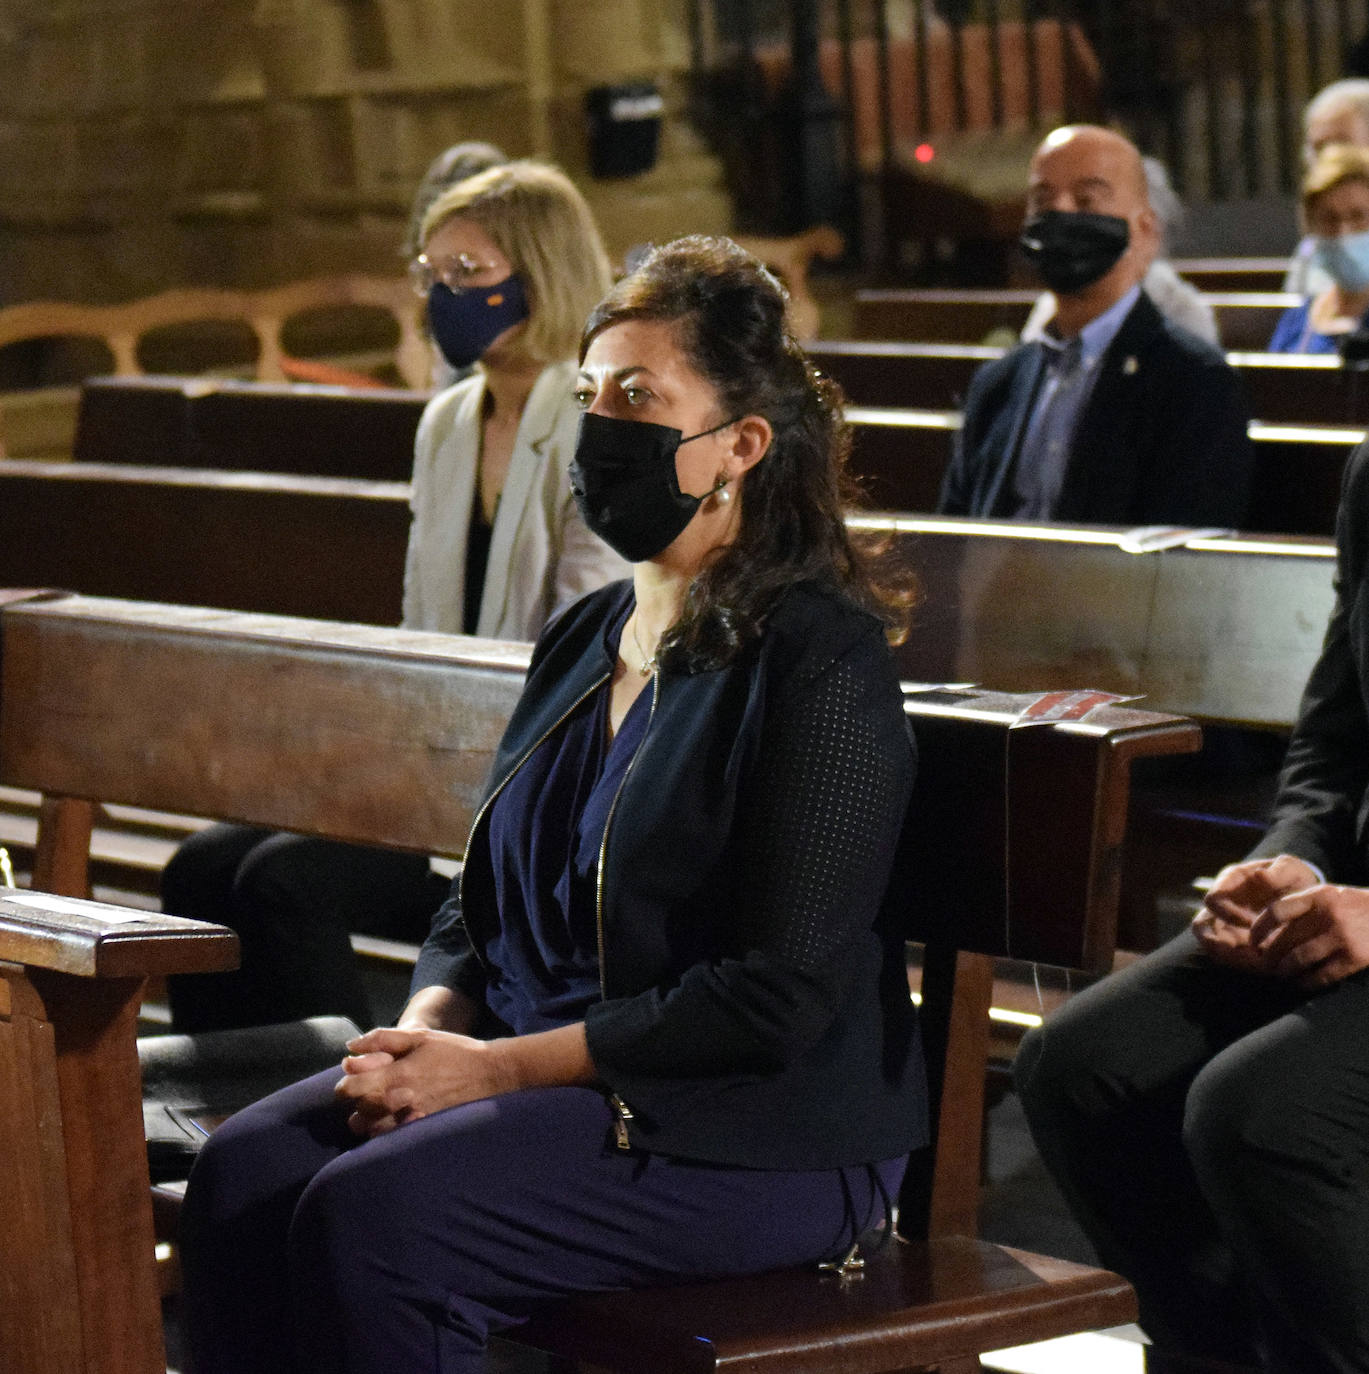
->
xmin=1011 ymin=283 xmax=1142 ymax=519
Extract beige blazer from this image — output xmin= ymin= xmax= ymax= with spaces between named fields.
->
xmin=402 ymin=359 xmax=628 ymax=640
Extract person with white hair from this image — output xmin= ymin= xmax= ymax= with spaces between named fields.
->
xmin=1286 ymin=79 xmax=1369 ymax=295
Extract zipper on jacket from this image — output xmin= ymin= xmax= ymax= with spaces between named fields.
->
xmin=609 ymin=1093 xmax=635 ymax=1150
xmin=458 ymin=670 xmax=611 ymax=970
xmin=596 ymin=668 xmax=660 ymax=1149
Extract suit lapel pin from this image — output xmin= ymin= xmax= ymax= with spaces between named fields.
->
xmin=1122 ymin=356 xmax=1139 ymax=375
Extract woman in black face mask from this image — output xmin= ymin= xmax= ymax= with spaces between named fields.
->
xmin=179 ymin=237 xmax=927 ymax=1374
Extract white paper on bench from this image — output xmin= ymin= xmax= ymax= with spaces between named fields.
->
xmin=1 ymin=890 xmax=150 ymax=923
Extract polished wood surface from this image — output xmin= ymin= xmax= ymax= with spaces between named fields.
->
xmin=0 ymin=596 xmax=528 ymax=873
xmin=874 ymin=515 xmax=1335 ymax=728
xmin=75 ymin=375 xmax=428 ymax=478
xmin=0 ymin=891 xmax=235 ymax=1374
xmin=811 ymin=338 xmax=1369 ymax=426
xmin=851 ymin=287 xmax=1301 ymax=351
xmin=845 ymin=405 xmax=1361 ymax=535
xmin=0 ymin=460 xmax=410 ymax=624
xmin=516 ymin=1239 xmax=1136 ymax=1373
xmin=1171 ymin=257 xmax=1289 ymax=293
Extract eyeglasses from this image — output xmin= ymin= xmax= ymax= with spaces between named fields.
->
xmin=408 ymin=251 xmax=506 ymax=298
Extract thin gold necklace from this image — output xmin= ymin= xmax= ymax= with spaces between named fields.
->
xmin=628 ymin=615 xmax=657 ymax=677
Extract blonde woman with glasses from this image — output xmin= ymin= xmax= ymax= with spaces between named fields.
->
xmin=163 ymin=162 xmax=626 ymax=1037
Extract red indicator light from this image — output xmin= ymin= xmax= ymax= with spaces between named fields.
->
xmin=914 ymin=143 xmax=935 ymax=163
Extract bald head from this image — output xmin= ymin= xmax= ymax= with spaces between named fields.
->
xmin=1025 ymin=124 xmax=1160 ymax=315
xmin=1029 ymin=125 xmax=1150 ymax=214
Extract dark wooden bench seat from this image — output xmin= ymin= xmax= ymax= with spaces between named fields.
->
xmin=2 ymin=593 xmax=1205 ymax=1371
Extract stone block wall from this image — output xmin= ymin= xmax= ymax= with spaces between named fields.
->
xmin=0 ymin=0 xmax=733 ymax=303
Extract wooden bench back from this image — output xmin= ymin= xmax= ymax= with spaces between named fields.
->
xmin=65 ymin=373 xmax=1365 ymax=536
xmin=0 ymin=275 xmax=429 ymax=391
xmin=0 ymin=461 xmax=411 ymax=625
xmin=845 ymin=405 xmax=1361 ymax=536
xmin=0 ymin=459 xmax=1337 ymax=732
xmin=875 ymin=515 xmax=1334 ymax=729
xmin=810 ymin=338 xmax=1369 ymax=427
xmin=1171 ymin=257 xmax=1289 ymax=293
xmin=0 ymin=596 xmax=529 ymax=897
xmin=75 ymin=375 xmax=427 ymax=478
xmin=851 ymin=287 xmax=1302 ymax=351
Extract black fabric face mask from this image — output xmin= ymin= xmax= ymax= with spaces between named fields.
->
xmin=569 ymin=411 xmax=734 ymax=563
xmin=1019 ymin=210 xmax=1131 ymax=294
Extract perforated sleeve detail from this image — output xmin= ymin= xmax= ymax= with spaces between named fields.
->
xmin=737 ymin=648 xmax=913 ymax=972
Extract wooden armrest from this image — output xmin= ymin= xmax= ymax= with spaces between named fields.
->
xmin=0 ymin=889 xmax=237 ymax=979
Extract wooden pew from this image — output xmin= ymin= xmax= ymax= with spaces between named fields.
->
xmin=74 ymin=374 xmax=428 ymax=479
xmin=66 ymin=372 xmax=1365 ymax=537
xmin=0 ymin=889 xmax=236 ymax=1374
xmin=862 ymin=513 xmax=1337 ymax=946
xmin=811 ymin=339 xmax=1369 ymax=427
xmin=852 ymin=287 xmax=1302 ymax=351
xmin=1 ymin=592 xmax=1200 ymax=1370
xmin=844 ymin=404 xmax=1362 ymax=536
xmin=0 ymin=460 xmax=410 ymax=625
xmin=0 ymin=597 xmax=526 ymax=895
xmin=1171 ymin=256 xmax=1290 ymax=293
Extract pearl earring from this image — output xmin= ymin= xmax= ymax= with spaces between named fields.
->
xmin=711 ymin=474 xmax=732 ymax=505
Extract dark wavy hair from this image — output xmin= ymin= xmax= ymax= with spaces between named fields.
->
xmin=579 ymin=235 xmax=916 ymax=671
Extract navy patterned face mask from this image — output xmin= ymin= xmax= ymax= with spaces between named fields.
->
xmin=426 ymin=275 xmax=529 ymax=369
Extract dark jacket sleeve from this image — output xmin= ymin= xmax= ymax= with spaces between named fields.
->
xmin=1143 ymin=342 xmax=1254 ymax=529
xmin=1249 ymin=440 xmax=1369 ymax=878
xmin=408 ymin=884 xmax=488 ymax=1002
xmin=938 ymin=355 xmax=1005 ymax=515
xmin=583 ymin=622 xmax=915 ymax=1089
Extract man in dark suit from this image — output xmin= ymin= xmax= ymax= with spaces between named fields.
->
xmin=1015 ymin=440 xmax=1369 ymax=1372
xmin=939 ymin=125 xmax=1254 ymax=529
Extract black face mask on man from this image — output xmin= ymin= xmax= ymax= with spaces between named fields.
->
xmin=569 ymin=411 xmax=736 ymax=563
xmin=1019 ymin=209 xmax=1130 ymax=295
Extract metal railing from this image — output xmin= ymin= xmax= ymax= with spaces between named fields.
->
xmin=689 ymin=0 xmax=1369 ymax=261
